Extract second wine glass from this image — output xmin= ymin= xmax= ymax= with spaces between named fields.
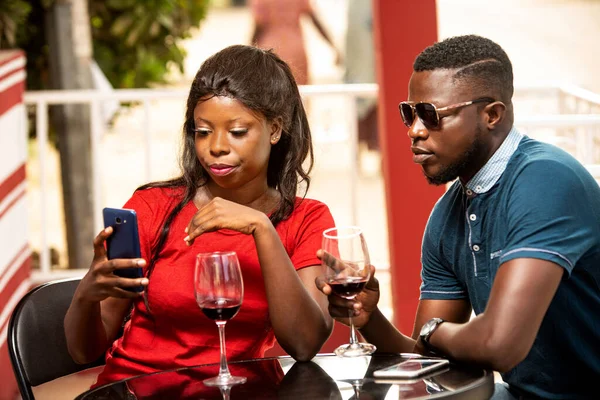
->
xmin=322 ymin=226 xmax=376 ymax=357
xmin=195 ymin=251 xmax=247 ymax=387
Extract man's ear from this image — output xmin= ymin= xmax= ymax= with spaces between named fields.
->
xmin=484 ymin=101 xmax=507 ymax=130
xmin=270 ymin=117 xmax=283 ymax=144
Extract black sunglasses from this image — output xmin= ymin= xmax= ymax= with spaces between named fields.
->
xmin=398 ymin=97 xmax=495 ymax=129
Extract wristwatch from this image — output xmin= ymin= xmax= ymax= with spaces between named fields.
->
xmin=419 ymin=317 xmax=445 ymax=349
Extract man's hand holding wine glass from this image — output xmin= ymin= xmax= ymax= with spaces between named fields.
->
xmin=315 ymin=257 xmax=380 ymax=330
xmin=317 ymin=226 xmax=378 ymax=357
xmin=316 ymin=260 xmax=379 ymax=329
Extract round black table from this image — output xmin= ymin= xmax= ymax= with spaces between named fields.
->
xmin=75 ymin=353 xmax=494 ymax=399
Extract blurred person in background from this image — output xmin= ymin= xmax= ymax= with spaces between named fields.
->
xmin=250 ymin=0 xmax=341 ymax=85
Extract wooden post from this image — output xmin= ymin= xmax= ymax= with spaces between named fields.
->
xmin=45 ymin=0 xmax=95 ymax=270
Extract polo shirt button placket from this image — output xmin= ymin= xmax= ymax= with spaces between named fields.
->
xmin=467 ymin=195 xmax=484 ymax=279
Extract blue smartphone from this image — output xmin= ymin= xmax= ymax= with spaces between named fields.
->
xmin=103 ymin=207 xmax=144 ymax=292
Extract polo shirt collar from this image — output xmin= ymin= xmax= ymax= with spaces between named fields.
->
xmin=465 ymin=126 xmax=523 ymax=194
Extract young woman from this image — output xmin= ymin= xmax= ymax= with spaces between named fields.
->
xmin=64 ymin=45 xmax=334 ymax=386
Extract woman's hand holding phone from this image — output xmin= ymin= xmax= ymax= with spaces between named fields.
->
xmin=75 ymin=226 xmax=149 ymax=303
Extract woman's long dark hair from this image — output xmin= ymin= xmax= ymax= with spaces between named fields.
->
xmin=138 ymin=45 xmax=313 ymax=292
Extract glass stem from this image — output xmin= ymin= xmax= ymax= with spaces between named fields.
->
xmin=217 ymin=322 xmax=231 ymax=378
xmin=353 ymin=383 xmax=361 ymax=399
xmin=220 ymin=386 xmax=231 ymax=400
xmin=348 ymin=309 xmax=359 ymax=346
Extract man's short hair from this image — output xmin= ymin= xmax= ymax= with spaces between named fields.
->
xmin=413 ymin=35 xmax=514 ymax=102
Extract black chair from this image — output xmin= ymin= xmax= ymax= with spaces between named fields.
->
xmin=8 ymin=278 xmax=105 ymax=400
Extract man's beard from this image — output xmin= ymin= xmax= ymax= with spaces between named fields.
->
xmin=424 ymin=130 xmax=485 ymax=186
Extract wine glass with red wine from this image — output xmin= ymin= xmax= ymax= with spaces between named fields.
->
xmin=322 ymin=226 xmax=376 ymax=357
xmin=195 ymin=251 xmax=247 ymax=386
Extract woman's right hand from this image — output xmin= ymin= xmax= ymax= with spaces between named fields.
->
xmin=75 ymin=227 xmax=149 ymax=303
xmin=314 ymin=250 xmax=380 ymax=329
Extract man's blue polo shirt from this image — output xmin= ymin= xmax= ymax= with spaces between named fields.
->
xmin=420 ymin=127 xmax=600 ymax=399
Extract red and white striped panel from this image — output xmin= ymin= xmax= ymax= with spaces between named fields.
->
xmin=0 ymin=50 xmax=30 ymax=400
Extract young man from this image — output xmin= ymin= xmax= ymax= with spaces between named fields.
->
xmin=317 ymin=35 xmax=600 ymax=399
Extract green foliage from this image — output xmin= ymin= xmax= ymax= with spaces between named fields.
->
xmin=0 ymin=0 xmax=32 ymax=48
xmin=0 ymin=0 xmax=209 ymax=90
xmin=2 ymin=0 xmax=52 ymax=91
xmin=90 ymin=0 xmax=209 ymax=88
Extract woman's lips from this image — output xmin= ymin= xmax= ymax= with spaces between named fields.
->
xmin=209 ymin=165 xmax=236 ymax=176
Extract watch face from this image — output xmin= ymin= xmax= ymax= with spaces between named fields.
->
xmin=421 ymin=320 xmax=435 ymax=336
xmin=421 ymin=318 xmax=442 ymax=339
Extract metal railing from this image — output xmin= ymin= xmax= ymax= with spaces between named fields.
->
xmin=23 ymin=82 xmax=600 ymax=283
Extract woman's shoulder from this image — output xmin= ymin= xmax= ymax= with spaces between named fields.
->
xmin=279 ymin=197 xmax=334 ymax=263
xmin=291 ymin=197 xmax=331 ymax=215
xmin=280 ymin=197 xmax=334 ymax=230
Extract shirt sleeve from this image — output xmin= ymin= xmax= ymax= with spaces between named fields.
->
xmin=500 ymin=159 xmax=597 ymax=276
xmin=289 ymin=200 xmax=335 ymax=270
xmin=420 ymin=208 xmax=468 ymax=301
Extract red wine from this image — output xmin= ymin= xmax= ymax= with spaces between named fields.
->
xmin=328 ymin=278 xmax=367 ymax=299
xmin=200 ymin=299 xmax=241 ymax=321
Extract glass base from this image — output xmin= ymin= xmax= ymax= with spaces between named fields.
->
xmin=203 ymin=374 xmax=247 ymax=387
xmin=334 ymin=342 xmax=376 ymax=357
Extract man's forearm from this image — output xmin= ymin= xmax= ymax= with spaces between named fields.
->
xmin=359 ymin=308 xmax=416 ymax=353
xmin=427 ymin=259 xmax=564 ymax=372
xmin=428 ymin=314 xmax=524 ymax=372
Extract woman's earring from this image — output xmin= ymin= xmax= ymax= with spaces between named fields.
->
xmin=271 ymin=136 xmax=280 ymax=144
